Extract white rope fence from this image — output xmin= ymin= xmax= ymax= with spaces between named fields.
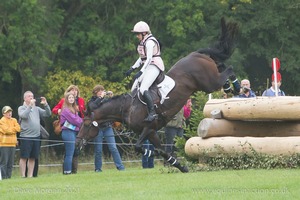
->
xmin=15 ymin=137 xmax=174 ymax=147
xmin=13 ymin=134 xmax=177 ymax=168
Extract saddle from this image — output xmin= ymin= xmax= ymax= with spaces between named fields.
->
xmin=137 ymin=72 xmax=175 ymax=105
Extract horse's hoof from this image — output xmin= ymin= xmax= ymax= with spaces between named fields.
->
xmin=180 ymin=166 xmax=189 ymax=173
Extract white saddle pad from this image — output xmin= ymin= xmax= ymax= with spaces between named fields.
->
xmin=157 ymin=75 xmax=175 ymax=104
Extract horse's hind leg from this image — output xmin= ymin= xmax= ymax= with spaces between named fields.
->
xmin=221 ymin=66 xmax=241 ymax=95
xmin=148 ymin=132 xmax=189 ymax=173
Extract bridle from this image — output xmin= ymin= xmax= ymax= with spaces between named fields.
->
xmin=77 ymin=94 xmax=129 ymax=149
xmin=76 ymin=113 xmax=100 ymax=150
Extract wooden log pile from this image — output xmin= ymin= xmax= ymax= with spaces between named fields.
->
xmin=185 ymin=96 xmax=300 ymax=158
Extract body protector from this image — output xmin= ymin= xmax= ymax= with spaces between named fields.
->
xmin=137 ymin=34 xmax=164 ymax=72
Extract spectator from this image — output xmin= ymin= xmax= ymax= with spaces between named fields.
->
xmin=164 ymin=108 xmax=185 ymax=156
xmin=52 ymin=84 xmax=85 ymax=174
xmin=88 ymin=85 xmax=125 ymax=172
xmin=24 ymin=121 xmax=49 ymax=178
xmin=142 ymin=139 xmax=154 ymax=169
xmin=60 ymin=92 xmax=83 ymax=175
xmin=183 ymin=98 xmax=192 ymax=128
xmin=0 ymin=106 xmax=21 ymax=179
xmin=238 ymin=79 xmax=256 ymax=98
xmin=52 ymin=85 xmax=86 ymax=118
xmin=262 ymin=74 xmax=285 ymax=96
xmin=18 ymin=91 xmax=51 ymax=178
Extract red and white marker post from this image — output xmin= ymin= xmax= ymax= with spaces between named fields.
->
xmin=272 ymin=58 xmax=280 ymax=97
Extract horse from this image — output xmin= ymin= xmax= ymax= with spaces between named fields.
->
xmin=76 ymin=17 xmax=239 ymax=173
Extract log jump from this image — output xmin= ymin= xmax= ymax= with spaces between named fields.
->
xmin=185 ymin=96 xmax=300 ymax=158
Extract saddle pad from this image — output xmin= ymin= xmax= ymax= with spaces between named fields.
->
xmin=157 ymin=75 xmax=175 ymax=104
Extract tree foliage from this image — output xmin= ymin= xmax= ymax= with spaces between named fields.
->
xmin=43 ymin=69 xmax=128 ymax=109
xmin=0 ymin=0 xmax=300 ymax=116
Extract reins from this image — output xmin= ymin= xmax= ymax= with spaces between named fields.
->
xmin=77 ymin=94 xmax=127 ymax=147
xmin=76 ymin=113 xmax=100 ymax=149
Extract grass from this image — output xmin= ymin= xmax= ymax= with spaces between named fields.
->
xmin=1 ymin=162 xmax=299 ymax=200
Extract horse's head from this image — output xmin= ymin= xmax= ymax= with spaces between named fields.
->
xmin=76 ymin=115 xmax=100 ymax=151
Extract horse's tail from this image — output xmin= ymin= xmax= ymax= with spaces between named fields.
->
xmin=197 ymin=17 xmax=239 ymax=64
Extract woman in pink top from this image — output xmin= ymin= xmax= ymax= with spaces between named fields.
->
xmin=183 ymin=99 xmax=192 ymax=119
xmin=60 ymin=92 xmax=83 ymax=175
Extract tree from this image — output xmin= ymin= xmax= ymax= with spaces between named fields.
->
xmin=228 ymin=0 xmax=300 ymax=94
xmin=0 ymin=0 xmax=63 ymax=109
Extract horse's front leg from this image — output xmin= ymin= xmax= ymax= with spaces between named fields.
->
xmin=134 ymin=127 xmax=151 ymax=155
xmin=135 ymin=128 xmax=158 ymax=158
xmin=148 ymin=131 xmax=189 ymax=173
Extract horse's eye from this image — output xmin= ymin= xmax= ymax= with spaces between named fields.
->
xmin=92 ymin=121 xmax=98 ymax=127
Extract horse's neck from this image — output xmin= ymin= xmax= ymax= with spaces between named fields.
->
xmin=100 ymin=96 xmax=127 ymax=122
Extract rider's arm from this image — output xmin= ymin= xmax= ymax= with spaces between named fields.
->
xmin=140 ymin=40 xmax=155 ymax=73
xmin=131 ymin=57 xmax=142 ymax=69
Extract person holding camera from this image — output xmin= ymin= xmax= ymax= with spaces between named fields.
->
xmin=18 ymin=91 xmax=51 ymax=178
xmin=88 ymin=85 xmax=125 ymax=172
xmin=238 ymin=79 xmax=256 ymax=98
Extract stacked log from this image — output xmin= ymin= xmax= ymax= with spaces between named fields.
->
xmin=203 ymin=96 xmax=300 ymax=121
xmin=197 ymin=118 xmax=300 ymax=138
xmin=185 ymin=96 xmax=300 ymax=158
xmin=185 ymin=136 xmax=300 ymax=158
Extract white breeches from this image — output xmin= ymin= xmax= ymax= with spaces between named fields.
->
xmin=131 ymin=65 xmax=160 ymax=95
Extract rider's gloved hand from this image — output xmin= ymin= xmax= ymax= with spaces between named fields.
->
xmin=125 ymin=68 xmax=134 ymax=77
xmin=133 ymin=71 xmax=143 ymax=80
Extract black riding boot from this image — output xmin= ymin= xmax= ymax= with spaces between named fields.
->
xmin=143 ymin=90 xmax=157 ymax=122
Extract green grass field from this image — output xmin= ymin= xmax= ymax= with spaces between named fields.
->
xmin=1 ymin=162 xmax=299 ymax=200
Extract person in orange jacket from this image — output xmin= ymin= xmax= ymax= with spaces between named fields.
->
xmin=0 ymin=106 xmax=21 ymax=179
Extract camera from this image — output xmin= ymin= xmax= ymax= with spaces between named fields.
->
xmin=106 ymin=91 xmax=113 ymax=97
xmin=35 ymin=97 xmax=41 ymax=104
xmin=242 ymin=86 xmax=250 ymax=93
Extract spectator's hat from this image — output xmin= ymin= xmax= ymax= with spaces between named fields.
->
xmin=2 ymin=106 xmax=12 ymax=114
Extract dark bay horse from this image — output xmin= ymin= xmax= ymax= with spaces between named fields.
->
xmin=76 ymin=18 xmax=239 ymax=173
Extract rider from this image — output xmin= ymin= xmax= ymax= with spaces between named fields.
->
xmin=125 ymin=21 xmax=165 ymax=122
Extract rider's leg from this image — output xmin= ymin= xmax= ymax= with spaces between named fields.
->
xmin=140 ymin=65 xmax=160 ymax=122
xmin=142 ymin=90 xmax=157 ymax=121
xmin=131 ymin=79 xmax=139 ymax=92
xmin=131 ymin=69 xmax=146 ymax=92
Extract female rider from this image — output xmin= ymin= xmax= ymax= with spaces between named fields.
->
xmin=125 ymin=21 xmax=165 ymax=122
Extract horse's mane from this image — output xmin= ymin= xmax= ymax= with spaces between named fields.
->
xmin=85 ymin=94 xmax=128 ymax=116
xmin=197 ymin=17 xmax=239 ymax=64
